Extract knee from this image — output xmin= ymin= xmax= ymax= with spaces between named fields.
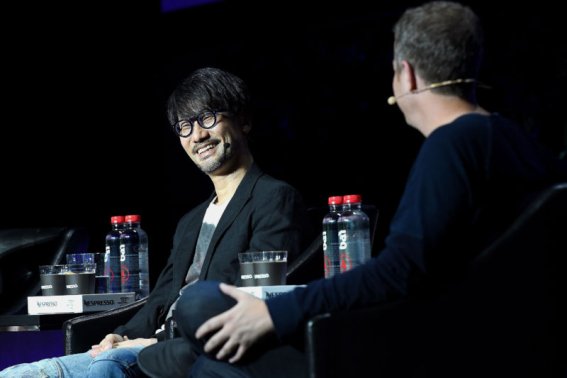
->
xmin=88 ymin=358 xmax=121 ymax=376
xmin=176 ymin=281 xmax=236 ymax=336
xmin=88 ymin=348 xmax=141 ymax=376
xmin=178 ymin=281 xmax=223 ymax=315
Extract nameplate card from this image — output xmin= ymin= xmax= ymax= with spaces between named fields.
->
xmin=27 ymin=292 xmax=136 ymax=315
xmin=238 ymin=285 xmax=304 ymax=300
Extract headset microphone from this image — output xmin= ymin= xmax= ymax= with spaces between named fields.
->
xmin=386 ymin=78 xmax=477 ymax=106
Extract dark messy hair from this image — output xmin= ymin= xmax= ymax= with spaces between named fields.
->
xmin=166 ymin=67 xmax=251 ymax=128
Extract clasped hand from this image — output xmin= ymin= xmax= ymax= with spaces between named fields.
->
xmin=89 ymin=334 xmax=157 ymax=358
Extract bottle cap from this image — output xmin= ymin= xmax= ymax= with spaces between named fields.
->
xmin=343 ymin=194 xmax=362 ymax=204
xmin=125 ymin=214 xmax=141 ymax=222
xmin=328 ymin=196 xmax=343 ymax=205
xmin=110 ymin=215 xmax=125 ymax=224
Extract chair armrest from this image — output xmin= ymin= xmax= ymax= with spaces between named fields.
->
xmin=63 ymin=297 xmax=148 ymax=355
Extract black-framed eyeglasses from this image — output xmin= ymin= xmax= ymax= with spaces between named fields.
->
xmin=173 ymin=110 xmax=228 ymax=138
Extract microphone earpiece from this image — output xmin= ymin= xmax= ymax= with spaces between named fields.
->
xmin=386 ymin=78 xmax=478 ymax=107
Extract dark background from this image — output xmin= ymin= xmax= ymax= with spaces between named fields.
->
xmin=1 ymin=0 xmax=565 ymax=287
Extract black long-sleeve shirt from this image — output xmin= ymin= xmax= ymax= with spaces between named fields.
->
xmin=267 ymin=113 xmax=567 ymax=340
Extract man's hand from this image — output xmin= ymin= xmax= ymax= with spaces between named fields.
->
xmin=195 ymin=283 xmax=275 ymax=363
xmin=89 ymin=334 xmax=123 ymax=357
xmin=113 ymin=337 xmax=157 ymax=349
xmin=89 ymin=334 xmax=157 ymax=357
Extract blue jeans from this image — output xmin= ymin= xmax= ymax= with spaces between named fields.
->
xmin=0 ymin=346 xmax=144 ymax=378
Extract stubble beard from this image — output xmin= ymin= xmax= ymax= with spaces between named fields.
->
xmin=197 ymin=147 xmax=232 ymax=174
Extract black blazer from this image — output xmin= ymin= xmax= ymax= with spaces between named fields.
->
xmin=114 ymin=163 xmax=308 ymax=338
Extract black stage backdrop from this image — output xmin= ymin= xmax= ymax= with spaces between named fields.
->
xmin=1 ymin=0 xmax=565 ymax=287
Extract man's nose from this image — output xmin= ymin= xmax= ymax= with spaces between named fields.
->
xmin=191 ymin=123 xmax=210 ymax=142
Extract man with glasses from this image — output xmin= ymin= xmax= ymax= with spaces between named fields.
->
xmin=0 ymin=67 xmax=310 ymax=378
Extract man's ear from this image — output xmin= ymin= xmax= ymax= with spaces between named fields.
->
xmin=401 ymin=60 xmax=418 ymax=92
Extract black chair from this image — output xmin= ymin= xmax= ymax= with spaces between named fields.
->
xmin=64 ymin=297 xmax=147 ymax=355
xmin=0 ymin=227 xmax=90 ymax=315
xmin=64 ymin=259 xmax=318 ymax=355
xmin=63 ymin=232 xmax=324 ymax=355
xmin=305 ymin=183 xmax=567 ymax=378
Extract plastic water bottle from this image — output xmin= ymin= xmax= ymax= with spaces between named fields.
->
xmin=322 ymin=195 xmax=343 ymax=278
xmin=119 ymin=215 xmax=140 ymax=297
xmin=104 ymin=215 xmax=124 ymax=293
xmin=120 ymin=214 xmax=150 ymax=298
xmin=130 ymin=214 xmax=150 ymax=298
xmin=338 ymin=194 xmax=371 ymax=272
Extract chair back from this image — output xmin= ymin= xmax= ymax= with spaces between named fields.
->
xmin=305 ymin=182 xmax=567 ymax=378
xmin=0 ymin=227 xmax=89 ymax=314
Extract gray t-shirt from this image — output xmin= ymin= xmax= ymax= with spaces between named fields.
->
xmin=164 ymin=198 xmax=229 ymax=321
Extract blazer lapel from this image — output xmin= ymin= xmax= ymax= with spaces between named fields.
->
xmin=199 ymin=163 xmax=263 ymax=277
xmin=173 ymin=200 xmax=210 ymax=288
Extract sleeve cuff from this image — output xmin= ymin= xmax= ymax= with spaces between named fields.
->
xmin=266 ymin=287 xmax=305 ymax=341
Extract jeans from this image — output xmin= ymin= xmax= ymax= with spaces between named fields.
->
xmin=0 ymin=346 xmax=144 ymax=378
